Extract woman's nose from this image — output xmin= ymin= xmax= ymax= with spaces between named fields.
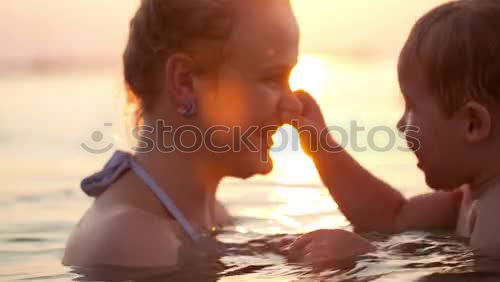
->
xmin=278 ymin=91 xmax=303 ymax=122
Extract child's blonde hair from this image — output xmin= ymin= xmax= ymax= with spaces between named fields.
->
xmin=399 ymin=0 xmax=500 ymax=115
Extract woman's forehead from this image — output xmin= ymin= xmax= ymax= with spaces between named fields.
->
xmin=225 ymin=0 xmax=299 ymax=70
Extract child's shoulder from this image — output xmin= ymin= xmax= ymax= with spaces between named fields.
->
xmin=469 ymin=183 xmax=500 ymax=257
xmin=476 ymin=182 xmax=500 ymax=220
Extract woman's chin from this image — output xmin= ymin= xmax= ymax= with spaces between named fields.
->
xmin=231 ymin=154 xmax=274 ymax=179
xmin=255 ymin=158 xmax=274 ymax=175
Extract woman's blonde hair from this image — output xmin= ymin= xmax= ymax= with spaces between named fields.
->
xmin=123 ymin=0 xmax=235 ymax=123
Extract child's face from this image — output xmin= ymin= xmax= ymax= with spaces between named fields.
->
xmin=397 ymin=64 xmax=471 ymax=191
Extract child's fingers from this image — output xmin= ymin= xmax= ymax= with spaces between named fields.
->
xmin=279 ymin=111 xmax=295 ymax=125
xmin=283 ymin=242 xmax=312 ymax=262
xmin=294 ymin=89 xmax=313 ymax=99
xmin=288 ymin=232 xmax=318 ymax=252
xmin=279 ymin=90 xmax=304 ymax=123
xmin=294 ymin=89 xmax=318 ymax=113
xmin=277 ymin=235 xmax=297 ymax=248
xmin=303 ymin=251 xmax=315 ymax=265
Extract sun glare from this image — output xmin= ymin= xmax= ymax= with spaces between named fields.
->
xmin=270 ymin=125 xmax=319 ymax=185
xmin=268 ymin=55 xmax=330 ymax=186
xmin=289 ymin=55 xmax=329 ymax=100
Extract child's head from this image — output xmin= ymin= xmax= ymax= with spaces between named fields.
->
xmin=397 ymin=0 xmax=500 ymax=191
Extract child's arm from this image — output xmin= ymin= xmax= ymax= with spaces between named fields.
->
xmin=288 ymin=90 xmax=462 ymax=233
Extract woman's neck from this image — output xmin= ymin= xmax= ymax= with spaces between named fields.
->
xmin=134 ymin=146 xmax=224 ymax=231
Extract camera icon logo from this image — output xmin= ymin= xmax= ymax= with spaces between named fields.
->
xmin=81 ymin=123 xmax=114 ymax=154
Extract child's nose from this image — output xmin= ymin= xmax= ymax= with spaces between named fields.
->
xmin=397 ymin=116 xmax=406 ymax=133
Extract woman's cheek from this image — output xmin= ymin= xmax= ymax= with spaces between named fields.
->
xmin=200 ymin=82 xmax=248 ymax=128
xmin=239 ymin=84 xmax=277 ymax=127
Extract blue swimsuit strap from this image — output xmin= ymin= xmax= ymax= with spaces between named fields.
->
xmin=81 ymin=150 xmax=201 ymax=242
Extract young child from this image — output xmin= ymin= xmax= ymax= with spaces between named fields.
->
xmin=286 ymin=0 xmax=500 ymax=265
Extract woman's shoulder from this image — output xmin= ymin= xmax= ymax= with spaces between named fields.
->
xmin=64 ymin=204 xmax=182 ymax=268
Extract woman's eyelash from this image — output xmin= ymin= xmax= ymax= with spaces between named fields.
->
xmin=265 ymin=74 xmax=281 ymax=80
xmin=264 ymin=74 xmax=287 ymax=83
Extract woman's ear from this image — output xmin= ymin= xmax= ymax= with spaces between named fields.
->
xmin=460 ymin=101 xmax=491 ymax=143
xmin=164 ymin=53 xmax=197 ymax=107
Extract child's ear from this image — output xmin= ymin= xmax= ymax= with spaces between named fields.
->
xmin=460 ymin=101 xmax=491 ymax=143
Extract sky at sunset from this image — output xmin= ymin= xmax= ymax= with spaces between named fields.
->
xmin=0 ymin=0 xmax=447 ymax=66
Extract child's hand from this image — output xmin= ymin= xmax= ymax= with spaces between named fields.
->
xmin=285 ymin=229 xmax=375 ymax=267
xmin=280 ymin=90 xmax=329 ymax=155
xmin=293 ymin=90 xmax=328 ymax=131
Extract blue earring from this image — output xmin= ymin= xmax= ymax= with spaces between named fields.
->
xmin=177 ymin=99 xmax=197 ymax=118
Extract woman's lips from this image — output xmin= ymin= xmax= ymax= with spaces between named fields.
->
xmin=258 ymin=125 xmax=279 ymax=150
xmin=259 ymin=132 xmax=275 ymax=150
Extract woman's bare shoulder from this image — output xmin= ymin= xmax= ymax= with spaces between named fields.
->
xmin=63 ymin=205 xmax=182 ymax=268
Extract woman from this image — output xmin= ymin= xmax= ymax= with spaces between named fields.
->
xmin=63 ymin=0 xmax=303 ymax=268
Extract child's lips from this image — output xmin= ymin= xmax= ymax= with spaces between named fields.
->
xmin=406 ymin=140 xmax=418 ymax=152
xmin=416 ymin=156 xmax=424 ymax=170
xmin=412 ymin=151 xmax=422 ymax=168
